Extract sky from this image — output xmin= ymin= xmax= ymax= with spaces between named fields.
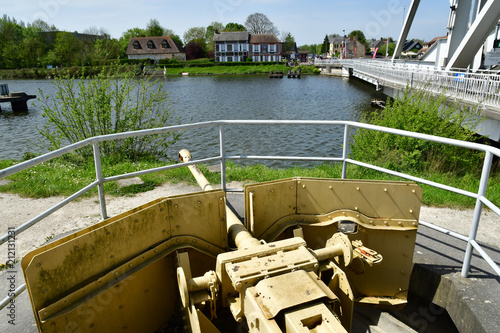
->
xmin=1 ymin=0 xmax=451 ymax=45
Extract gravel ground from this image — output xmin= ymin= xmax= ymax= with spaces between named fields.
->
xmin=0 ymin=179 xmax=499 ymax=264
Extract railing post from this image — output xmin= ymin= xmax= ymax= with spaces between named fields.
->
xmin=219 ymin=124 xmax=227 ymax=191
xmin=342 ymin=124 xmax=350 ymax=179
xmin=93 ymin=142 xmax=107 ymax=220
xmin=461 ymin=151 xmax=493 ymax=277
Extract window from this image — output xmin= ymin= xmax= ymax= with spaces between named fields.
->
xmin=227 ymin=44 xmax=233 ymax=52
xmin=161 ymin=40 xmax=170 ymax=49
xmin=269 ymin=44 xmax=275 ymax=53
xmin=253 ymin=45 xmax=260 ymax=53
xmin=147 ymin=40 xmax=155 ymax=49
xmin=220 ymin=44 xmax=226 ymax=52
xmin=227 ymin=56 xmax=233 ymax=62
xmin=133 ymin=41 xmax=141 ymax=50
xmin=216 ymin=44 xmax=220 ymax=52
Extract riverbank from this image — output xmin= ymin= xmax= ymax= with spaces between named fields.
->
xmin=0 ymin=63 xmax=320 ymax=79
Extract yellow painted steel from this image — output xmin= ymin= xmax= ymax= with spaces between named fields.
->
xmin=22 ymin=174 xmax=423 ymax=333
xmin=245 ymin=177 xmax=422 ymax=305
xmin=22 ymin=190 xmax=228 ymax=332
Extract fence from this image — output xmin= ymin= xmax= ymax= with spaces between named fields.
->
xmin=344 ymin=59 xmax=500 ymax=109
xmin=1 ymin=119 xmax=499 ymax=310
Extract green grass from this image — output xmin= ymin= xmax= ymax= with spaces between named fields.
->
xmin=164 ymin=64 xmax=319 ymax=76
xmin=0 ymin=63 xmax=320 ymax=79
xmin=1 ymin=157 xmax=498 ymax=209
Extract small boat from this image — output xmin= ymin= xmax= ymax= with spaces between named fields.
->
xmin=269 ymin=71 xmax=283 ymax=78
xmin=182 ymin=72 xmax=189 ymax=76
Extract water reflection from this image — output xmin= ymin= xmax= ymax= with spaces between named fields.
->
xmin=0 ymin=75 xmax=383 ymax=166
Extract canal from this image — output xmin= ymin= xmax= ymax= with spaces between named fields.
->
xmin=0 ymin=75 xmax=384 ymax=166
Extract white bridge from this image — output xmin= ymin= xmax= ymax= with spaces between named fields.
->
xmin=315 ymin=0 xmax=500 ymax=141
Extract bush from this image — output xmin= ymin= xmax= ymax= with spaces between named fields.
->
xmin=350 ymin=86 xmax=484 ymax=175
xmin=35 ymin=64 xmax=181 ymax=160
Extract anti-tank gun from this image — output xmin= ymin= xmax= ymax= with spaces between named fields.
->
xmin=21 ymin=149 xmax=422 ymax=332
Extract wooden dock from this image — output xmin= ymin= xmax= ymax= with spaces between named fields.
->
xmin=0 ymin=84 xmax=36 ymax=112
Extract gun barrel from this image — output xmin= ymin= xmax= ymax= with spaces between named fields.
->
xmin=178 ymin=149 xmax=260 ymax=249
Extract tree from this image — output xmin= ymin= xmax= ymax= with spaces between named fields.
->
xmin=244 ymin=13 xmax=278 ymax=35
xmin=36 ymin=65 xmax=181 ymax=160
xmin=348 ymin=30 xmax=367 ymax=46
xmin=52 ymin=31 xmax=80 ymax=66
xmin=183 ymin=26 xmax=206 ymax=45
xmin=282 ymin=32 xmax=295 ymax=54
xmin=119 ymin=27 xmax=145 ymax=56
xmin=223 ymin=22 xmax=246 ymax=32
xmin=378 ymin=41 xmax=395 ymax=57
xmin=146 ymin=18 xmax=164 ymax=36
xmin=186 ymin=39 xmax=208 ymax=60
xmin=206 ymin=22 xmax=225 ymax=52
xmin=170 ymin=34 xmax=184 ymax=49
xmin=320 ymin=34 xmax=329 ymax=55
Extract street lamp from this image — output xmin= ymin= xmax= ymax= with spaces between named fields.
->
xmin=342 ymin=29 xmax=346 ymax=59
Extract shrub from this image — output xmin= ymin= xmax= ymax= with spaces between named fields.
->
xmin=350 ymin=85 xmax=484 ymax=175
xmin=35 ymin=64 xmax=181 ymax=160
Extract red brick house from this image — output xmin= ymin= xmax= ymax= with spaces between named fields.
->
xmin=249 ymin=34 xmax=282 ymax=62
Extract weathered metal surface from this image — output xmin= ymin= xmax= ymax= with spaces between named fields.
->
xmin=251 ymin=270 xmax=337 ymax=319
xmin=22 ymin=172 xmax=423 ymax=333
xmin=245 ymin=177 xmax=422 ymax=304
xmin=22 ymin=190 xmax=227 ymax=332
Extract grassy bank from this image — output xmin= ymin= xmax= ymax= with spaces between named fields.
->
xmin=0 ymin=63 xmax=319 ymax=79
xmin=0 ymin=157 xmax=497 ymax=209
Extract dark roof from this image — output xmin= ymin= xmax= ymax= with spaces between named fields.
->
xmin=249 ymin=34 xmax=281 ymax=44
xmin=403 ymin=40 xmax=423 ymax=51
xmin=330 ymin=36 xmax=344 ymax=44
xmin=369 ymin=39 xmax=385 ymax=49
xmin=126 ymin=36 xmax=184 ymax=55
xmin=213 ymin=31 xmax=250 ymax=42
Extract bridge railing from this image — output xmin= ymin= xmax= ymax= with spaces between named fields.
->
xmin=1 ymin=120 xmax=499 ymax=310
xmin=347 ymin=59 xmax=500 ymax=108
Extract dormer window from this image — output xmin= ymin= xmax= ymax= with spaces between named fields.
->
xmin=161 ymin=40 xmax=170 ymax=49
xmin=133 ymin=41 xmax=141 ymax=50
xmin=147 ymin=40 xmax=156 ymax=49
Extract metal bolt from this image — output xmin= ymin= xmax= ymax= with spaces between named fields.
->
xmin=36 ymin=263 xmax=41 ymax=267
xmin=384 ymin=221 xmax=388 ymax=225
xmin=135 ymin=219 xmax=139 ymax=223
xmin=412 ymin=190 xmax=416 ymax=193
xmin=356 ymin=187 xmax=360 ymax=191
xmin=384 ymin=188 xmax=388 ymax=192
xmin=398 ymin=222 xmax=403 ymax=226
xmin=409 ymin=209 xmax=413 ymax=213
xmin=270 ymin=189 xmax=274 ymax=193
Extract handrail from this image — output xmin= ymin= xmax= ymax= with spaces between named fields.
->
xmin=1 ymin=119 xmax=499 ymax=310
xmin=335 ymin=59 xmax=500 ymax=109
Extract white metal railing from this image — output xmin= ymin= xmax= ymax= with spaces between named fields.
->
xmin=342 ymin=59 xmax=500 ymax=109
xmin=314 ymin=59 xmax=342 ymax=66
xmin=1 ymin=120 xmax=499 ymax=310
